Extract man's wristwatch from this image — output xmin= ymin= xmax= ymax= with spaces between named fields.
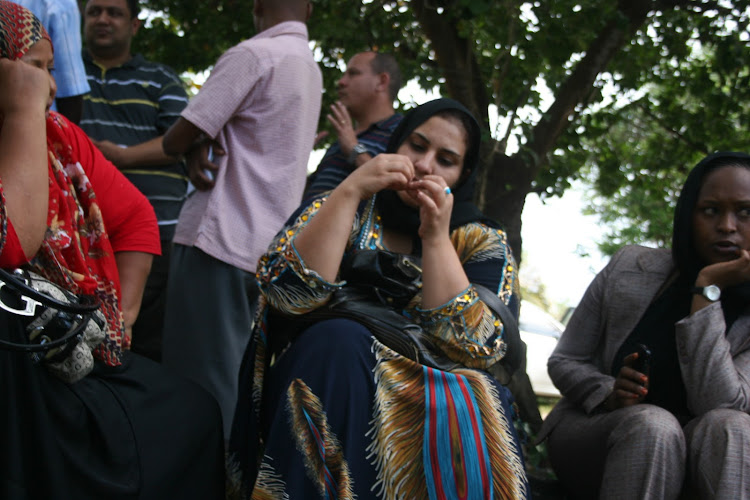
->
xmin=348 ymin=143 xmax=368 ymax=164
xmin=691 ymin=284 xmax=721 ymax=302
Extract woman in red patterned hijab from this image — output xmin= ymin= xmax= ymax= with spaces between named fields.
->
xmin=0 ymin=0 xmax=162 ymax=365
xmin=0 ymin=2 xmax=225 ymax=497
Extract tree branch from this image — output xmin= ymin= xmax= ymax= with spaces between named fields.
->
xmin=491 ymin=1 xmax=520 ymax=117
xmin=494 ymin=85 xmax=530 ymax=156
xmin=632 ymin=100 xmax=710 ymax=154
xmin=411 ymin=0 xmax=490 ymax=126
xmin=525 ymin=0 xmax=653 ymax=170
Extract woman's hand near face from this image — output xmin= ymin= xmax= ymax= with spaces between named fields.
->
xmin=692 ymin=250 xmax=750 ymax=313
xmin=0 ymin=58 xmax=50 ymax=117
xmin=292 ymin=154 xmax=415 ymax=283
xmin=415 ymin=175 xmax=470 ymax=309
xmin=696 ymin=249 xmax=750 ymax=290
xmin=605 ymin=352 xmax=649 ymax=410
xmin=408 ymin=174 xmax=454 ymax=243
xmin=339 ymin=153 xmax=415 ymax=201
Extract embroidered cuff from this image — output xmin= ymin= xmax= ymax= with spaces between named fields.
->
xmin=285 ymin=239 xmax=343 ymax=292
xmin=415 ymin=285 xmax=476 ymax=320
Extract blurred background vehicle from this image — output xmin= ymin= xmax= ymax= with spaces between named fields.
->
xmin=519 ymin=300 xmax=565 ymax=398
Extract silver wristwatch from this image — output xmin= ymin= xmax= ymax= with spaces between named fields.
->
xmin=691 ymin=284 xmax=721 ymax=302
xmin=348 ymin=143 xmax=368 ymax=164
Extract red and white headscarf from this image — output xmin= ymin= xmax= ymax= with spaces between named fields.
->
xmin=0 ymin=0 xmax=52 ymax=60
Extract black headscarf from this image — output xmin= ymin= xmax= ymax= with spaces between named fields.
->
xmin=673 ymin=150 xmax=750 ymax=330
xmin=375 ymin=98 xmax=501 ymax=236
xmin=672 ymin=151 xmax=750 ymax=281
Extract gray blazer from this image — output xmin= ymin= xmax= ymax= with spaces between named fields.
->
xmin=541 ymin=245 xmax=750 ymax=437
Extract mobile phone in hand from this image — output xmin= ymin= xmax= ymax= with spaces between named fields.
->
xmin=633 ymin=343 xmax=651 ymax=376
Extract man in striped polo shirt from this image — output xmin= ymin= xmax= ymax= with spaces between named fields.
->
xmin=305 ymin=51 xmax=403 ymax=198
xmin=80 ymin=0 xmax=189 ymax=362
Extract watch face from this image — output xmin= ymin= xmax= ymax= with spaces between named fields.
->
xmin=704 ymin=285 xmax=721 ymax=301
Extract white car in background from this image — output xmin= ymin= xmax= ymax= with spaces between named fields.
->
xmin=518 ymin=300 xmax=565 ymax=398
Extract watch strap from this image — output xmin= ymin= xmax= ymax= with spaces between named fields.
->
xmin=691 ymin=285 xmax=721 ymax=301
xmin=348 ymin=143 xmax=368 ymax=164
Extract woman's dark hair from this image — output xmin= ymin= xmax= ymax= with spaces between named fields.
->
xmin=672 ymin=151 xmax=750 ymax=278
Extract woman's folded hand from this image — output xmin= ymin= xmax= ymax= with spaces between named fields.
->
xmin=0 ymin=58 xmax=50 ymax=117
xmin=341 ymin=153 xmax=414 ymax=200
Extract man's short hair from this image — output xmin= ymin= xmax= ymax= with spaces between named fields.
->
xmin=125 ymin=0 xmax=140 ymax=19
xmin=370 ymin=52 xmax=402 ymax=102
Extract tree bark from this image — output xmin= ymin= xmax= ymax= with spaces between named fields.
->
xmin=411 ymin=0 xmax=490 ymax=125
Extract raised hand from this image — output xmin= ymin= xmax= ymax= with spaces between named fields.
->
xmin=326 ymin=101 xmax=358 ymax=157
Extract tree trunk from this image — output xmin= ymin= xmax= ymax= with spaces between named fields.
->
xmin=477 ymin=0 xmax=654 ymax=263
xmin=477 ymin=152 xmax=530 ymax=262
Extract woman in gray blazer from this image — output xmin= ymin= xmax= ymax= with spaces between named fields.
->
xmin=540 ymin=151 xmax=750 ymax=499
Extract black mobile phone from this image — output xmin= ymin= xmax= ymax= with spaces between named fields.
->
xmin=633 ymin=343 xmax=652 ymax=376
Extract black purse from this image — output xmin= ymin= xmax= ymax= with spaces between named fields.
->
xmin=0 ymin=267 xmax=106 ymax=383
xmin=269 ymin=249 xmax=522 ymax=377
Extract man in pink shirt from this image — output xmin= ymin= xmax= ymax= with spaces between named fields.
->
xmin=161 ymin=0 xmax=322 ymax=439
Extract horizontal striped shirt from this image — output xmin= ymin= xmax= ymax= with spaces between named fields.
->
xmin=80 ymin=52 xmax=189 ymax=241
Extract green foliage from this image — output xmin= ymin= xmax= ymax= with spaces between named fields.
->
xmin=576 ymin=22 xmax=750 ymax=256
xmin=134 ymin=1 xmax=251 ymax=73
xmin=134 ymin=0 xmax=618 ymax=133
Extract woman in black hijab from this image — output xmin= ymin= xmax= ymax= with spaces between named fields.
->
xmin=539 ymin=152 xmax=750 ymax=499
xmin=229 ymin=98 xmax=529 ymax=498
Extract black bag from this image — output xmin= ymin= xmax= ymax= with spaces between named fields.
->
xmin=269 ymin=249 xmax=522 ymax=377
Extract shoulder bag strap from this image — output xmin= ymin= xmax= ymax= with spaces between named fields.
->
xmin=473 ymin=283 xmax=522 ymax=376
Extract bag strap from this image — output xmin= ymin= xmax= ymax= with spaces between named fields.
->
xmin=0 ymin=268 xmax=99 ymax=314
xmin=0 ymin=268 xmax=99 ymax=354
xmin=0 ymin=314 xmax=91 ymax=354
xmin=473 ymin=283 xmax=522 ymax=376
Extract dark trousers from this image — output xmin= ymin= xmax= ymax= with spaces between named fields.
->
xmin=161 ymin=244 xmax=259 ymax=439
xmin=130 ymin=241 xmax=171 ymax=362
